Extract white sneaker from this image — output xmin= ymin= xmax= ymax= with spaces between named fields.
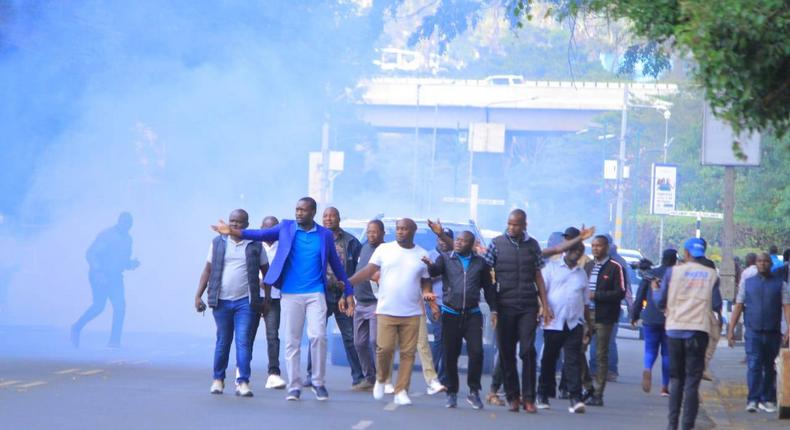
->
xmin=373 ymin=381 xmax=385 ymax=400
xmin=746 ymin=401 xmax=758 ymax=412
xmin=235 ymin=382 xmax=253 ymax=397
xmin=426 ymin=379 xmax=446 ymax=395
xmin=758 ymin=402 xmax=777 ymax=413
xmin=265 ymin=374 xmax=286 ymax=389
xmin=393 ymin=390 xmax=412 ymax=405
xmin=568 ymin=401 xmax=586 ymax=414
xmin=384 ymin=383 xmax=395 ymax=394
xmin=210 ymin=379 xmax=224 ymax=394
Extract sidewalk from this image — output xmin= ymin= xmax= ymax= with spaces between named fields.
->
xmin=701 ymin=340 xmax=787 ymax=429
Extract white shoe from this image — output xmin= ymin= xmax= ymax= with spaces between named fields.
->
xmin=235 ymin=382 xmax=253 ymax=397
xmin=373 ymin=381 xmax=385 ymax=400
xmin=393 ymin=390 xmax=412 ymax=405
xmin=210 ymin=379 xmax=224 ymax=394
xmin=746 ymin=401 xmax=758 ymax=412
xmin=384 ymin=383 xmax=395 ymax=394
xmin=265 ymin=374 xmax=286 ymax=389
xmin=426 ymin=378 xmax=446 ymax=395
xmin=568 ymin=401 xmax=586 ymax=414
xmin=758 ymin=402 xmax=777 ymax=413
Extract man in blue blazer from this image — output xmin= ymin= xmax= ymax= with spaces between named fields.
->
xmin=212 ymin=197 xmax=354 ymax=402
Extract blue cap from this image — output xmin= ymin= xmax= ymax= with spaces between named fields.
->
xmin=684 ymin=238 xmax=706 ymax=258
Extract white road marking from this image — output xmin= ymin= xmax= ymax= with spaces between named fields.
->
xmin=129 ymin=360 xmax=151 ymax=365
xmin=0 ymin=380 xmax=21 ymax=387
xmin=351 ymin=420 xmax=373 ymax=430
xmin=77 ymin=369 xmax=104 ymax=376
xmin=383 ymin=402 xmax=398 ymax=411
xmin=109 ymin=360 xmax=127 ymax=365
xmin=16 ymin=381 xmax=47 ymax=389
xmin=54 ymin=368 xmax=81 ymax=375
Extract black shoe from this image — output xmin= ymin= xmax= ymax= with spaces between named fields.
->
xmin=587 ymin=396 xmax=604 ymax=407
xmin=557 ymin=390 xmax=569 ymax=400
xmin=446 ymin=393 xmax=458 ymax=408
xmin=581 ymin=388 xmax=594 ymax=402
xmin=466 ymin=391 xmax=483 ymax=410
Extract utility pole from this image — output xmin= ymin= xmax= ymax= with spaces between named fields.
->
xmin=720 ymin=166 xmax=736 ymax=301
xmin=659 ymin=109 xmax=671 ymax=255
xmin=614 ymin=84 xmax=628 ymax=246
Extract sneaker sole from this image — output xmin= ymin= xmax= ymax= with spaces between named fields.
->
xmin=466 ymin=399 xmax=483 ymax=410
xmin=569 ymin=406 xmax=586 ymax=414
xmin=210 ymin=391 xmax=223 ymax=395
xmin=236 ymin=391 xmax=254 ymax=397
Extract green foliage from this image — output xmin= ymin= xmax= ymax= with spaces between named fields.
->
xmin=509 ymin=0 xmax=790 ymax=139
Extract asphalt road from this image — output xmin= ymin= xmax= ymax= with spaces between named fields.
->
xmin=0 ymin=325 xmax=691 ymax=430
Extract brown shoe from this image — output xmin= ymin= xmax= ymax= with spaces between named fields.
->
xmin=523 ymin=400 xmax=538 ymax=413
xmin=487 ymin=392 xmax=505 ymax=406
xmin=508 ymin=399 xmax=520 ymax=412
xmin=641 ymin=369 xmax=652 ymax=393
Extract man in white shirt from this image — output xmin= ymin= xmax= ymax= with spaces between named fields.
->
xmin=349 ymin=218 xmax=438 ymax=406
xmin=536 ymin=240 xmax=590 ymax=414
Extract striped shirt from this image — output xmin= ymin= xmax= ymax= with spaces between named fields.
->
xmin=587 ymin=257 xmax=609 ymax=310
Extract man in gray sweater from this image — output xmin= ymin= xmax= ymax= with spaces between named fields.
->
xmin=352 ymin=219 xmax=386 ymax=390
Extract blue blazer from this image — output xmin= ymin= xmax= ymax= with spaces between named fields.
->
xmin=240 ymin=220 xmax=353 ymax=296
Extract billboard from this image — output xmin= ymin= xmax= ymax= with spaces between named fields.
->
xmin=468 ymin=122 xmax=505 ymax=153
xmin=650 ymin=163 xmax=677 ymax=215
xmin=701 ymin=104 xmax=761 ymax=166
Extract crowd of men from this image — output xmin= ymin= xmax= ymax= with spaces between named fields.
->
xmin=195 ymin=196 xmax=789 ymax=430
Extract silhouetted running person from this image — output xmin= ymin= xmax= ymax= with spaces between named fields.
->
xmin=71 ymin=212 xmax=140 ymax=348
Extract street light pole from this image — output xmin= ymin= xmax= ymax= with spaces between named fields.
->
xmin=614 ymin=85 xmax=628 ymax=246
xmin=659 ymin=109 xmax=671 ymax=256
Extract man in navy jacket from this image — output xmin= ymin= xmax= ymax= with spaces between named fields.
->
xmin=212 ymin=197 xmax=354 ymax=402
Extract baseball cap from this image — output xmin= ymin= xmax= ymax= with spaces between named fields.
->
xmin=684 ymin=238 xmax=706 ymax=258
xmin=562 ymin=227 xmax=581 ymax=239
xmin=442 ymin=228 xmax=454 ymax=239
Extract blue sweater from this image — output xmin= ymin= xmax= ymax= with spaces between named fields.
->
xmin=240 ymin=220 xmax=353 ymax=296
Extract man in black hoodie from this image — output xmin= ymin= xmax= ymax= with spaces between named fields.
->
xmin=423 ymin=226 xmax=496 ymax=410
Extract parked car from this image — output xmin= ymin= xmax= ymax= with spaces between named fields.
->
xmin=331 ymin=218 xmax=497 ymax=373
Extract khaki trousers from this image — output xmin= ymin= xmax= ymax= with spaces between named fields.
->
xmin=376 ymin=314 xmax=420 ymax=393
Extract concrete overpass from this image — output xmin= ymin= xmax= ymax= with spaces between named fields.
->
xmin=355 ymin=77 xmax=678 ymax=133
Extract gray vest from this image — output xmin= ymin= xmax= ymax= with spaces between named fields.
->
xmin=206 ymin=235 xmax=263 ymax=310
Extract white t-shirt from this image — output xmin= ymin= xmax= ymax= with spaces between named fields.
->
xmin=370 ymin=241 xmax=430 ymax=317
xmin=262 ymin=242 xmax=281 ymax=299
xmin=207 ymin=238 xmax=268 ymax=301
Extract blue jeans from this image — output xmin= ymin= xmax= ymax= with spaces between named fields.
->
xmin=745 ymin=329 xmax=781 ymax=403
xmin=213 ymin=298 xmax=256 ymax=383
xmin=643 ymin=324 xmax=670 ymax=387
xmin=426 ymin=303 xmax=445 ymax=383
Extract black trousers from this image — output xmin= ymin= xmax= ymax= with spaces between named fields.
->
xmin=497 ymin=307 xmax=539 ymax=402
xmin=539 ymin=324 xmax=584 ymax=401
xmin=442 ymin=311 xmax=484 ymax=394
xmin=668 ymin=332 xmax=708 ymax=430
